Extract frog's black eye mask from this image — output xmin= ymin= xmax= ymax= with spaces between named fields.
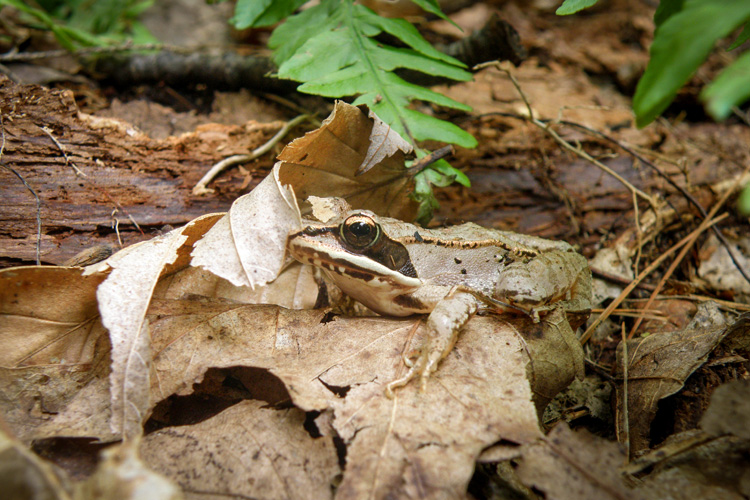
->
xmin=299 ymin=213 xmax=417 ymax=278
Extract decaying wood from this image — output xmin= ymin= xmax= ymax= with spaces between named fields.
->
xmin=0 ymin=76 xmax=292 ymax=265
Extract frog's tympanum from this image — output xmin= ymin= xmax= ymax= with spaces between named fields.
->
xmin=287 ymin=210 xmax=591 ymax=396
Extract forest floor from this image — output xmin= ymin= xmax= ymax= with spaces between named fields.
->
xmin=1 ymin=0 xmax=749 ymax=499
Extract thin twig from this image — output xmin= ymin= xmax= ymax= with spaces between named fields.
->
xmin=405 ymin=145 xmax=454 ymax=176
xmin=1 ymin=115 xmax=42 ymax=264
xmin=193 ymin=114 xmax=309 ymax=195
xmin=554 ymin=118 xmax=750 ymax=287
xmin=472 ymin=108 xmax=750 ymax=286
xmin=620 ymin=323 xmax=630 ymax=462
xmin=41 ymin=126 xmax=84 ymax=176
xmin=260 ymin=93 xmax=323 ymax=126
xmin=627 ymin=169 xmax=740 ymax=338
xmin=475 ymin=62 xmax=658 ymax=217
xmin=580 ymin=212 xmax=729 ymax=345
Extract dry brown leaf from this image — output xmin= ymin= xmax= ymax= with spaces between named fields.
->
xmin=0 ymin=267 xmax=107 ymax=367
xmin=277 ymin=101 xmax=419 ymax=219
xmin=136 ymin=294 xmax=592 ymax=497
xmin=614 ymin=302 xmax=730 ymax=452
xmin=522 ymin=308 xmax=585 ymax=413
xmin=698 ymin=234 xmax=750 ymax=296
xmin=515 ymin=423 xmax=644 ymax=500
xmin=0 ymin=267 xmax=112 ymax=442
xmin=140 ymin=400 xmax=338 ymax=500
xmin=75 ymin=440 xmax=183 ymax=500
xmin=624 ymin=374 xmax=750 ymax=500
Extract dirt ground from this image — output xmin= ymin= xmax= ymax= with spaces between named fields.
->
xmin=1 ymin=0 xmax=749 ymax=499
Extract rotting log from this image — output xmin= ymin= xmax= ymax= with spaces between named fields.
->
xmin=0 ymin=76 xmax=285 ymax=266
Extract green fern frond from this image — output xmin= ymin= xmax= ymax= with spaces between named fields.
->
xmin=270 ymin=0 xmax=477 ymax=149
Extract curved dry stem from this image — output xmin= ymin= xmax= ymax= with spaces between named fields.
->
xmin=193 ymin=114 xmax=310 ymax=195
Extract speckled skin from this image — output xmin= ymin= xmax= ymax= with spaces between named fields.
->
xmin=287 ymin=210 xmax=592 ymax=395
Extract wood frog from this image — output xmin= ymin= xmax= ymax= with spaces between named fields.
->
xmin=287 ymin=209 xmax=591 ymax=396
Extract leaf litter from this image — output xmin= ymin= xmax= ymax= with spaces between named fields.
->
xmin=0 ymin=102 xmax=596 ymax=499
xmin=2 ymin=55 xmax=750 ymax=500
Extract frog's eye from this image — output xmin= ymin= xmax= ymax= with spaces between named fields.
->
xmin=341 ymin=214 xmax=380 ymax=249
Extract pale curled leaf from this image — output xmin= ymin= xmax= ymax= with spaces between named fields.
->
xmin=191 ymin=164 xmax=301 ymax=289
xmin=140 ymin=401 xmax=338 ymax=500
xmin=95 ymin=214 xmax=224 ymax=439
xmin=155 ymin=261 xmax=320 ymax=311
xmin=308 ymin=196 xmax=352 ymax=223
xmin=76 ymin=440 xmax=183 ymax=500
xmin=97 ymin=241 xmax=178 ymax=439
xmin=358 ymin=108 xmax=413 ymax=175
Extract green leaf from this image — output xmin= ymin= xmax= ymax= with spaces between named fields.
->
xmin=269 ymin=1 xmax=341 ymax=65
xmin=231 ymin=0 xmax=307 ymax=29
xmin=124 ymin=0 xmax=156 ymax=18
xmin=556 ymin=0 xmax=599 ymax=16
xmin=738 ymin=183 xmax=750 ymax=216
xmin=1 ymin=0 xmax=76 ymax=50
xmin=701 ymin=50 xmax=750 ymax=120
xmin=1 ymin=0 xmax=156 ymax=49
xmin=127 ymin=20 xmax=159 ymax=45
xmin=55 ymin=24 xmax=104 ymax=46
xmin=412 ymin=173 xmax=441 ymax=224
xmin=363 ymin=10 xmax=463 ymax=66
xmin=408 ymin=0 xmax=459 ymax=29
xmin=653 ymin=0 xmax=684 ymax=27
xmin=431 ymin=159 xmax=470 ymax=187
xmin=276 ymin=1 xmax=475 ymax=147
xmin=633 ymin=0 xmax=750 ymax=128
xmin=728 ymin=23 xmax=750 ymax=51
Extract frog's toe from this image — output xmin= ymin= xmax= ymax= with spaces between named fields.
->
xmin=386 ymin=350 xmax=430 ymax=397
xmin=385 ymin=367 xmax=417 ymax=398
xmin=402 ymin=349 xmax=420 ymax=368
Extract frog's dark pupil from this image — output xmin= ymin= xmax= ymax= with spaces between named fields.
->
xmin=350 ymin=222 xmax=371 ymax=237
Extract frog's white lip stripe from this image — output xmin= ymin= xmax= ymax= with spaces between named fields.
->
xmin=288 ymin=240 xmax=421 ymax=287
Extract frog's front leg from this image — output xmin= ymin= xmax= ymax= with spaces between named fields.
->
xmin=386 ymin=291 xmax=478 ymax=398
